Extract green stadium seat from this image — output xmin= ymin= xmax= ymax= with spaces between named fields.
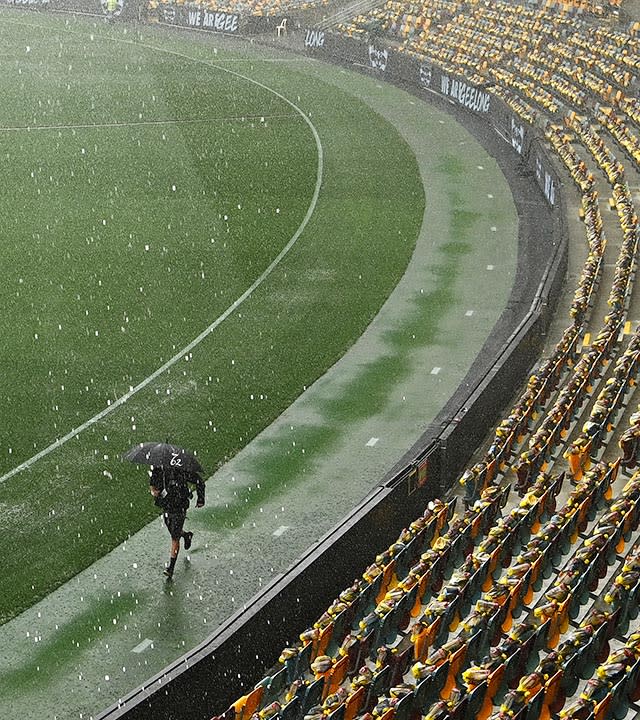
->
xmin=413 ymin=673 xmax=434 ymax=714
xmin=262 ymin=666 xmax=288 ymax=705
xmin=448 ymin=694 xmax=468 ymax=720
xmin=561 ymin=652 xmax=581 ymax=698
xmin=393 ymin=689 xmax=416 ymax=720
xmin=466 ymin=680 xmax=488 ymax=719
xmin=279 ymin=696 xmax=300 ymax=720
xmin=488 ymin=601 xmax=511 ymax=646
xmin=434 ymin=603 xmax=458 ymax=646
xmin=326 ymin=702 xmax=346 ymax=720
xmin=421 ymin=515 xmax=440 ymax=549
xmin=389 ymin=644 xmax=413 ymax=686
xmin=626 ymin=656 xmax=640 ymax=703
xmin=525 ymin=687 xmax=545 ymax=720
xmin=518 ymin=633 xmax=538 ymax=681
xmin=431 ymin=548 xmax=451 ymax=593
xmin=300 ymin=678 xmax=324 ymax=715
xmin=351 ymin=628 xmax=375 ymax=670
xmin=465 ymin=568 xmax=487 ymax=612
xmin=365 ymin=665 xmax=391 ymax=712
xmin=282 ymin=641 xmax=312 ymax=684
xmin=513 ymin=571 xmax=533 ymax=619
xmin=374 ymin=595 xmax=411 ymax=650
xmin=326 ymin=608 xmax=353 ymax=657
xmin=449 ymin=525 xmax=473 ymax=568
xmin=611 ymin=674 xmax=633 ymax=720
xmin=356 ymin=573 xmax=384 ymax=620
xmin=431 ymin=659 xmax=451 ymax=703
xmin=399 ymin=584 xmax=419 ymax=631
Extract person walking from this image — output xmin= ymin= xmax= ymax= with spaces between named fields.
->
xmin=149 ymin=465 xmax=205 ymax=578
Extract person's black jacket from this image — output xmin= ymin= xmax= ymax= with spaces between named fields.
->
xmin=150 ymin=467 xmax=205 ymax=512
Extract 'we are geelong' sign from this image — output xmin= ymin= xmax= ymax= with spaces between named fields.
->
xmin=160 ymin=6 xmax=240 ymax=33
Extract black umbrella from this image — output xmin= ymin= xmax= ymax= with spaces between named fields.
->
xmin=122 ymin=441 xmax=204 ymax=475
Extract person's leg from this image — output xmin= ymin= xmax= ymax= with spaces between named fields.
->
xmin=182 ymin=529 xmax=193 ymax=550
xmin=163 ymin=512 xmax=185 ymax=578
xmin=164 ymin=537 xmax=180 ymax=578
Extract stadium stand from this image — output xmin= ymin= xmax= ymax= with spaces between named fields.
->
xmin=190 ymin=0 xmax=640 ymax=717
xmin=147 ymin=0 xmax=329 ymax=17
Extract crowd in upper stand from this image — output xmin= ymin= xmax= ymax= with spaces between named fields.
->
xmin=338 ymin=0 xmax=640 ymax=127
xmin=146 ymin=0 xmax=327 ymax=17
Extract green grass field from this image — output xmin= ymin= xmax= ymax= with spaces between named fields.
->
xmin=0 ymin=11 xmax=425 ymax=624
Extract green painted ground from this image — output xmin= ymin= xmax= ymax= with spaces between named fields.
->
xmin=0 ymin=12 xmax=518 ymax=720
xmin=0 ymin=11 xmax=425 ymax=625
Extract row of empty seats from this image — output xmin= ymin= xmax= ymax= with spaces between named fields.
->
xmin=211 ymin=0 xmax=640 ymax=717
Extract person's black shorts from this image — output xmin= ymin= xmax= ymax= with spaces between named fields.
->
xmin=163 ymin=511 xmax=187 ymax=540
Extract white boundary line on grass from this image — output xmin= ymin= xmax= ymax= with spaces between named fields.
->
xmin=0 ymin=29 xmax=324 ymax=485
xmin=1 ymin=113 xmax=300 ymax=133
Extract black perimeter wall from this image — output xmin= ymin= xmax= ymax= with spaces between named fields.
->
xmin=3 ymin=8 xmax=568 ymax=718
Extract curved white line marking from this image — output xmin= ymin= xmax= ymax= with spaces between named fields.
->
xmin=0 ymin=113 xmax=299 ymax=133
xmin=0 ymin=35 xmax=324 ymax=485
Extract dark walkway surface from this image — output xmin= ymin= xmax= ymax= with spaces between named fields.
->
xmin=0 ymin=29 xmax=520 ymax=720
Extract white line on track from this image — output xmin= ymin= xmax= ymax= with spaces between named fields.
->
xmin=131 ymin=638 xmax=154 ymax=653
xmin=0 ymin=25 xmax=324 ymax=485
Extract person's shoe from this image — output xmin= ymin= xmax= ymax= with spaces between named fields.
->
xmin=183 ymin=532 xmax=193 ymax=550
xmin=163 ymin=567 xmax=173 ymax=579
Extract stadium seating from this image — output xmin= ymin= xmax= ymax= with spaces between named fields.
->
xmin=200 ymin=0 xmax=640 ymax=717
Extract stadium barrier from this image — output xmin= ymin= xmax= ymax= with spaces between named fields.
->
xmin=150 ymin=4 xmax=292 ymax=34
xmin=0 ymin=3 xmax=567 ymax=716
